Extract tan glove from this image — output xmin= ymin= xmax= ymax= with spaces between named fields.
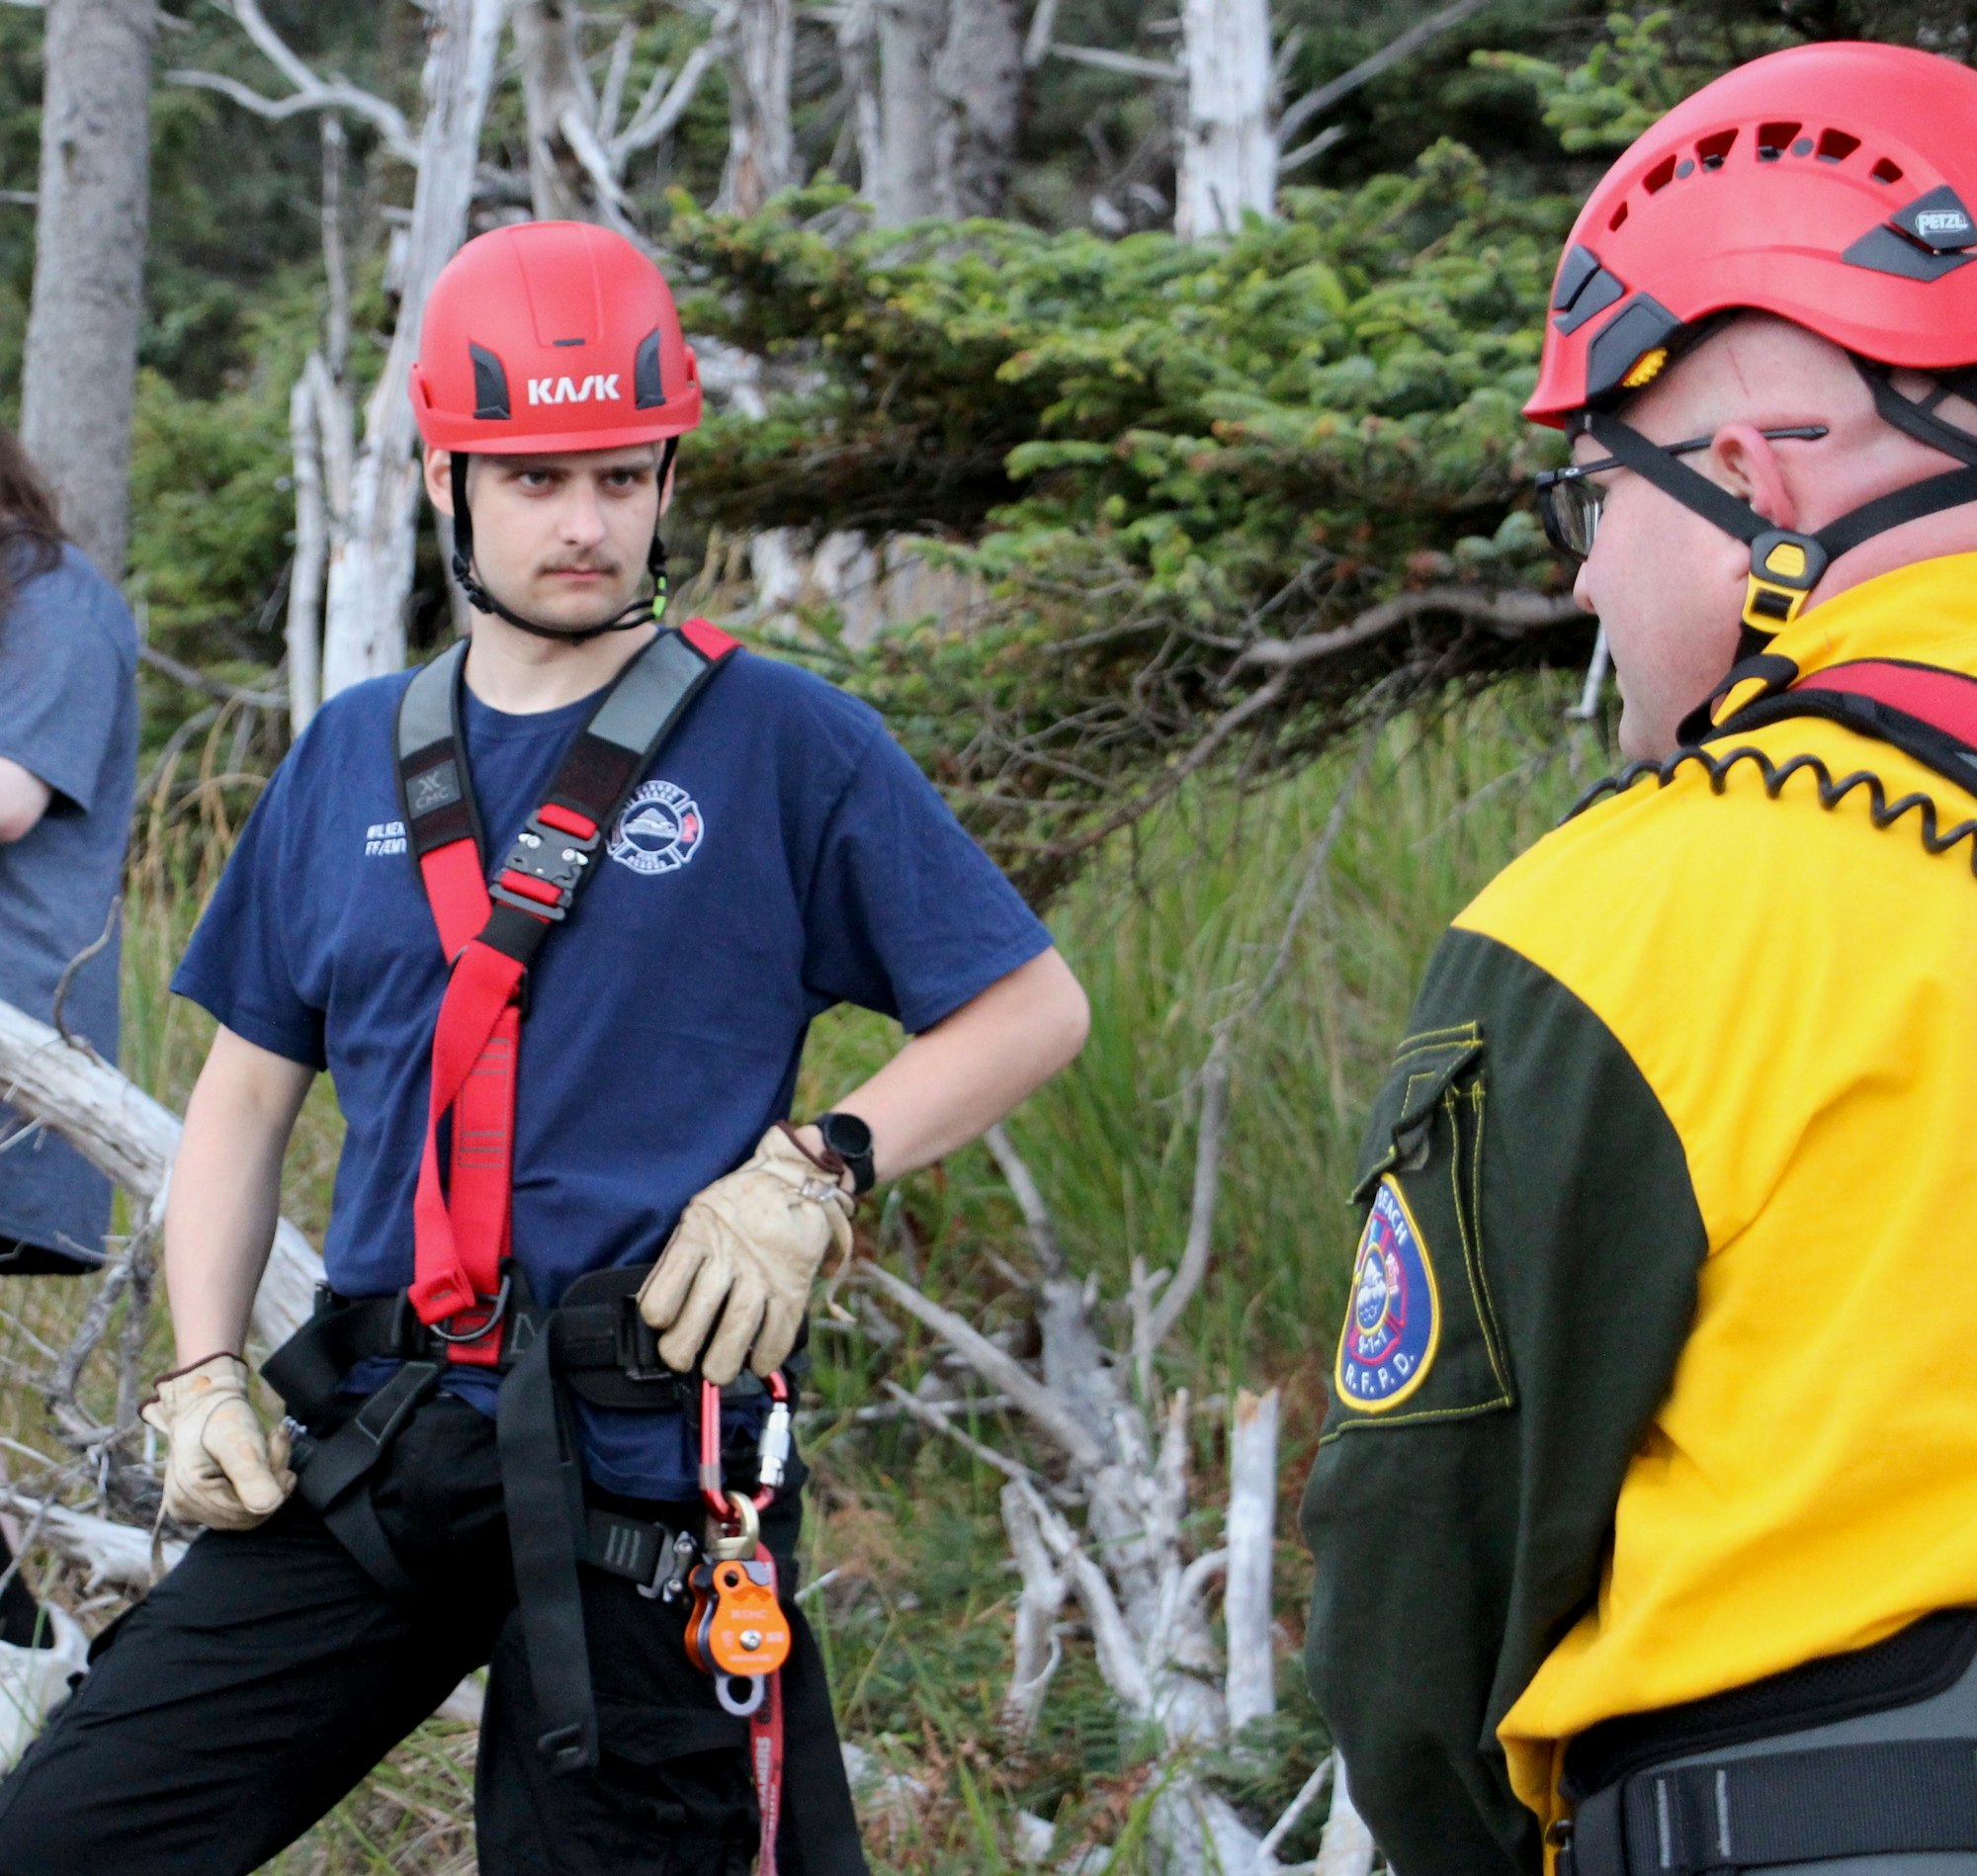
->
xmin=139 ymin=1353 xmax=296 ymax=1531
xmin=638 ymin=1125 xmax=855 ymax=1385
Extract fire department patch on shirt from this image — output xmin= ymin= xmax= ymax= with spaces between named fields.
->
xmin=609 ymin=779 xmax=705 ymax=876
xmin=1335 ymin=1176 xmax=1440 ymax=1411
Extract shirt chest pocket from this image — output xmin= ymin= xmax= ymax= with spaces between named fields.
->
xmin=1323 ymin=1023 xmax=1516 ymax=1440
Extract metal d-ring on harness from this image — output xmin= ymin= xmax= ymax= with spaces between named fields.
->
xmin=264 ymin=619 xmax=785 ymax=1784
xmin=1566 ymin=655 xmax=1977 ymax=877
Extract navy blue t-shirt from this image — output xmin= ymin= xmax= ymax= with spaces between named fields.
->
xmin=173 ymin=644 xmax=1050 ymax=1496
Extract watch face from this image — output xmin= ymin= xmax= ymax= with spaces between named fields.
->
xmin=821 ymin=1112 xmax=874 ymax=1157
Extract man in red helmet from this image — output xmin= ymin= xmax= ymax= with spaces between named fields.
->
xmin=0 ymin=221 xmax=1090 ymax=1874
xmin=1301 ymin=41 xmax=1977 ymax=1876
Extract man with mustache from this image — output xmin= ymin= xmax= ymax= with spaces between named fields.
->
xmin=0 ymin=221 xmax=1090 ymax=1876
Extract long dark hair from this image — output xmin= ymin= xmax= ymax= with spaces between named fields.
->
xmin=0 ymin=423 xmax=64 ymax=623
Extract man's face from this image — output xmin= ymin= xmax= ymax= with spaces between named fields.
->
xmin=1568 ymin=427 xmax=1749 ymax=761
xmin=428 ymin=444 xmax=662 ymax=632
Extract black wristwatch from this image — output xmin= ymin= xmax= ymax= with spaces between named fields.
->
xmin=815 ymin=1111 xmax=876 ymax=1196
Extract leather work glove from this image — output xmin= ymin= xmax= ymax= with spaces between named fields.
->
xmin=139 ymin=1353 xmax=296 ymax=1531
xmin=638 ymin=1125 xmax=855 ymax=1386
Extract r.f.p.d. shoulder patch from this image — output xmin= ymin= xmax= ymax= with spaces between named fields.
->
xmin=1335 ymin=1176 xmax=1440 ymax=1412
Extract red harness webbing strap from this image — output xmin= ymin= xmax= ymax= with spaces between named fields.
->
xmin=1793 ymin=658 xmax=1977 ymax=750
xmin=392 ymin=621 xmax=740 ymax=1365
xmin=752 ymin=1670 xmax=785 ymax=1876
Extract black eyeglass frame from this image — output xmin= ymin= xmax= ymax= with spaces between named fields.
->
xmin=1534 ymin=424 xmax=1830 ymax=559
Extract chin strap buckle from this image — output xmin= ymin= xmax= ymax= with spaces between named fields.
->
xmin=1742 ymin=530 xmax=1829 ymax=632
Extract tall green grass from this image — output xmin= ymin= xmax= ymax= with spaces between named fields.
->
xmin=9 ymin=676 xmax=1598 ymax=1872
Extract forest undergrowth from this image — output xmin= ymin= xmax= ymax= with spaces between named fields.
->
xmin=0 ymin=666 xmax=1601 ymax=1873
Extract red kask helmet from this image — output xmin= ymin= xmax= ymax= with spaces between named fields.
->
xmin=1527 ymin=42 xmax=1977 ymax=634
xmin=410 ymin=221 xmax=703 ymax=642
xmin=411 ymin=219 xmax=702 ymax=453
xmin=1527 ymin=41 xmax=1977 ymax=423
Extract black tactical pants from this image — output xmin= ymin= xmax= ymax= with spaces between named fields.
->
xmin=0 ymin=1395 xmax=867 ymax=1876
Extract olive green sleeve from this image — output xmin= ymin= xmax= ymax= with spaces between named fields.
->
xmin=1299 ymin=927 xmax=1706 ymax=1875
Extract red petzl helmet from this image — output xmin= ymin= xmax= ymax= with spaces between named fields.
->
xmin=410 ymin=220 xmax=703 ymax=454
xmin=1527 ymin=41 xmax=1977 ymax=425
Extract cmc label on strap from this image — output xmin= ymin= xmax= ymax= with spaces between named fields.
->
xmin=1335 ymin=1176 xmax=1439 ymax=1411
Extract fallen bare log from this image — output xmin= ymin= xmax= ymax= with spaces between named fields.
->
xmin=0 ymin=995 xmax=323 ymax=1351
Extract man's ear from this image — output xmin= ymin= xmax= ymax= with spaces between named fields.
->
xmin=424 ymin=447 xmax=456 ymax=516
xmin=1710 ymin=424 xmax=1797 ymax=532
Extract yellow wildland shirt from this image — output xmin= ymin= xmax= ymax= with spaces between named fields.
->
xmin=1302 ymin=554 xmax=1977 ymax=1876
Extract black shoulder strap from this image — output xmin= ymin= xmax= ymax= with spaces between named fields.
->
xmin=392 ymin=622 xmax=741 ymax=962
xmin=1709 ymin=658 xmax=1977 ymax=804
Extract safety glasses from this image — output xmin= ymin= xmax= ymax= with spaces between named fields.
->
xmin=1534 ymin=425 xmax=1830 ymax=559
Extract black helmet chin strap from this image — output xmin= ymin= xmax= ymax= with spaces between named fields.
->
xmin=448 ymin=440 xmax=678 ymax=645
xmin=1583 ymin=368 xmax=1977 ymax=633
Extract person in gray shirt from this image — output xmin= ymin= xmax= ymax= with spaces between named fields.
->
xmin=0 ymin=422 xmax=136 ymax=1683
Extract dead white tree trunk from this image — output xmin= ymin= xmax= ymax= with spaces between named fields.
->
xmin=285 ymin=122 xmax=355 ymax=736
xmin=319 ymin=0 xmax=507 ymax=697
xmin=862 ymin=0 xmax=1022 ymax=225
xmin=718 ymin=0 xmax=793 ymax=214
xmin=20 ymin=0 xmax=156 ymax=581
xmin=182 ymin=1 xmax=507 ymax=699
xmin=0 ymin=996 xmax=321 ymax=1352
xmin=1225 ymin=1386 xmax=1280 ymax=1735
xmin=1175 ymin=0 xmax=1275 ymax=239
xmin=511 ymin=0 xmax=598 ymax=220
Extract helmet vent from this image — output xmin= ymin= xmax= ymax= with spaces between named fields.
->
xmin=1757 ymin=121 xmax=1800 ymax=162
xmin=1644 ymin=153 xmax=1679 ymax=196
xmin=1873 ymin=158 xmax=1904 ymax=186
xmin=1609 ymin=201 xmax=1630 ymax=231
xmin=1817 ymin=128 xmax=1861 ymax=164
xmin=1697 ymin=130 xmax=1737 ymax=171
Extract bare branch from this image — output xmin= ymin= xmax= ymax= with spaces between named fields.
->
xmin=1046 ymin=42 xmax=1182 ymax=82
xmin=1 ymin=1491 xmax=184 ymax=1591
xmin=1041 ymin=667 xmax=1290 ymax=865
xmin=613 ymin=0 xmax=739 ymax=158
xmin=1279 ymin=123 xmax=1347 ymax=176
xmin=1236 ymin=585 xmax=1579 ymax=673
xmin=1021 ymin=0 xmax=1062 ymax=69
xmin=1258 ymin=1756 xmax=1334 ymax=1861
xmin=1009 ymin=1477 xmax=1156 ymax=1719
xmin=1275 ymin=0 xmax=1495 ymax=149
xmin=1315 ymin=1757 xmax=1377 ymax=1876
xmin=1144 ymin=1046 xmax=1231 ymax=1349
xmin=856 ymin=1261 xmax=1104 ymax=1469
xmin=168 ymin=70 xmax=418 ymax=165
xmin=983 ymin=1123 xmax=1068 ymax=1280
xmin=137 ymin=642 xmax=285 ymax=711
xmin=596 ymin=18 xmax=637 ymax=143
xmin=49 ymin=893 xmax=121 ymax=1052
xmin=1000 ymin=1479 xmax=1069 ymax=1738
xmin=0 ymin=996 xmax=323 ymax=1352
xmin=877 ymin=1379 xmax=1038 ymax=1484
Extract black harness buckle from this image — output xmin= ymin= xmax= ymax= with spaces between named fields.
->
xmin=615 ymin=1298 xmax=675 ymax=1384
xmin=490 ymin=811 xmax=601 ymax=922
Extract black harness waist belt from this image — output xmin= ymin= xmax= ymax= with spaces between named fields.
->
xmin=1564 ymin=1740 xmax=1977 ymax=1876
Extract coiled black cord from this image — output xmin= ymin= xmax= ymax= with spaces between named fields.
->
xmin=1568 ymin=746 xmax=1977 ymax=876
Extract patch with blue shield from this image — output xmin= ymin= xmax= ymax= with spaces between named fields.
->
xmin=1335 ymin=1176 xmax=1440 ymax=1411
